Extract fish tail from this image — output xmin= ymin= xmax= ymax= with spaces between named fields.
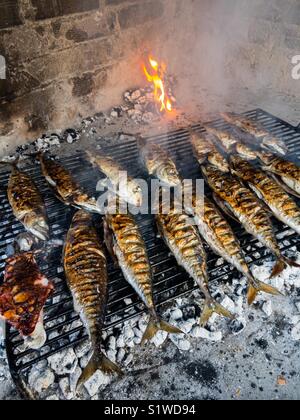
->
xmin=141 ymin=315 xmax=183 ymax=345
xmin=199 ymin=298 xmax=235 ymax=327
xmin=247 ymin=280 xmax=283 ymax=306
xmin=76 ymin=352 xmax=123 ymax=391
xmin=270 ymin=257 xmax=300 ymax=279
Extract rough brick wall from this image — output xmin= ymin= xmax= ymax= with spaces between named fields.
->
xmin=1 ymin=0 xmax=300 ymax=151
xmin=0 ymin=0 xmax=165 ymax=146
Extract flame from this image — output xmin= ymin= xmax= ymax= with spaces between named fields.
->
xmin=143 ymin=56 xmax=173 ymax=113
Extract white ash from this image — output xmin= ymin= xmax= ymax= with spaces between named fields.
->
xmin=191 ymin=326 xmax=223 ymax=342
xmin=48 ymin=348 xmax=78 ymax=375
xmin=28 ymin=366 xmax=55 ymax=394
xmin=84 ymin=370 xmax=112 ymax=397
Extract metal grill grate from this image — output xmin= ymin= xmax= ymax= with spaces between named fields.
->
xmin=1 ymin=109 xmax=300 ymax=395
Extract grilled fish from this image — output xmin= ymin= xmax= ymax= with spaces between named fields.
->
xmin=230 ymin=155 xmax=300 ymax=238
xmin=39 ymin=153 xmax=100 ymax=213
xmin=190 ymin=129 xmax=229 ymax=173
xmin=64 ymin=210 xmax=121 ymax=389
xmin=258 ymin=151 xmax=300 ymax=198
xmin=105 ymin=207 xmax=182 ymax=342
xmin=86 ymin=151 xmax=143 ymax=207
xmin=0 ymin=252 xmax=54 ymax=349
xmin=204 ymin=125 xmax=257 ymax=161
xmin=185 ymin=194 xmax=271 ymax=304
xmin=138 ymin=138 xmax=182 ymax=187
xmin=1 ymin=160 xmax=49 ymax=241
xmin=221 ymin=112 xmax=288 ymax=155
xmin=202 ymin=163 xmax=292 ymax=283
xmin=156 ymin=196 xmax=233 ymax=324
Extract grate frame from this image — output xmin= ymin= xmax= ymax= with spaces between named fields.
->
xmin=1 ymin=108 xmax=300 ymax=398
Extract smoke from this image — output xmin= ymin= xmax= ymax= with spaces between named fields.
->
xmin=156 ymin=0 xmax=300 ymax=124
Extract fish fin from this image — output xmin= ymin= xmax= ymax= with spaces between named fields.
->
xmin=199 ymin=299 xmax=235 ymax=327
xmin=270 ymin=257 xmax=300 ymax=279
xmin=103 ymin=218 xmax=119 ymax=267
xmin=247 ymin=281 xmax=283 ymax=306
xmin=141 ymin=316 xmax=183 ymax=345
xmin=76 ymin=352 xmax=123 ymax=391
xmin=212 ymin=193 xmax=239 ymax=223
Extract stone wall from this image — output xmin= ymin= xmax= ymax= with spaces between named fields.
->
xmin=0 ymin=0 xmax=165 ymax=145
xmin=0 ymin=0 xmax=300 ymax=151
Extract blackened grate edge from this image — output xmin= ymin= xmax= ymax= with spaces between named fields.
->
xmin=1 ymin=109 xmax=300 ymax=398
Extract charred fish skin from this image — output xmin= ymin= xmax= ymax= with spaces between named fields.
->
xmin=258 ymin=152 xmax=300 ymax=197
xmin=105 ymin=210 xmax=182 ymax=341
xmin=202 ymin=164 xmax=290 ymax=286
xmin=156 ymin=198 xmax=233 ymax=324
xmin=190 ymin=129 xmax=229 ymax=173
xmin=64 ymin=210 xmax=121 ymax=388
xmin=204 ymin=125 xmax=258 ymax=161
xmin=138 ymin=140 xmax=182 ymax=187
xmin=191 ymin=195 xmax=251 ymax=280
xmin=39 ymin=153 xmax=99 ymax=213
xmin=186 ymin=194 xmax=278 ymax=304
xmin=86 ymin=151 xmax=143 ymax=207
xmin=7 ymin=163 xmax=49 ymax=241
xmin=221 ymin=112 xmax=268 ymax=138
xmin=230 ymin=156 xmax=300 ymax=236
xmin=221 ymin=112 xmax=288 ymax=155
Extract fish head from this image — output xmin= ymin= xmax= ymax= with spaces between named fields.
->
xmin=235 ymin=144 xmax=257 ymax=161
xmin=262 ymin=135 xmax=288 ymax=156
xmin=208 ymin=153 xmax=229 ymax=173
xmin=229 ymin=155 xmax=250 ymax=177
xmin=25 ymin=214 xmax=49 ymax=241
xmin=158 ymin=164 xmax=182 ymax=187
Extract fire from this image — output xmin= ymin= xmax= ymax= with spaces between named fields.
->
xmin=143 ymin=56 xmax=173 ymax=113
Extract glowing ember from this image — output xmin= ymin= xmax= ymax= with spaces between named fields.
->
xmin=143 ymin=56 xmax=173 ymax=113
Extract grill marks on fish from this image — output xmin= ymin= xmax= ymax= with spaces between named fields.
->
xmin=230 ymin=156 xmax=300 ymax=234
xmin=138 ymin=139 xmax=182 ymax=187
xmin=221 ymin=112 xmax=268 ymax=138
xmin=86 ymin=151 xmax=143 ymax=207
xmin=39 ymin=154 xmax=99 ymax=213
xmin=221 ymin=112 xmax=288 ymax=155
xmin=204 ymin=125 xmax=257 ymax=161
xmin=258 ymin=152 xmax=300 ymax=198
xmin=156 ymin=198 xmax=234 ymax=325
xmin=64 ymin=210 xmax=121 ymax=389
xmin=190 ymin=129 xmax=229 ymax=173
xmin=202 ymin=164 xmax=290 ymax=287
xmin=4 ymin=162 xmax=49 ymax=241
xmin=105 ymin=211 xmax=182 ymax=342
xmin=186 ymin=195 xmax=278 ymax=304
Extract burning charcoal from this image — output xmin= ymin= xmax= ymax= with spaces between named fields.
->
xmin=63 ymin=129 xmax=79 ymax=144
xmin=229 ymin=318 xmax=247 ymax=335
xmin=84 ymin=370 xmax=111 ymax=397
xmin=130 ymin=90 xmax=141 ymax=101
xmin=15 ymin=232 xmax=36 ymax=252
xmin=28 ymin=366 xmax=55 ymax=394
xmin=191 ymin=326 xmax=223 ymax=342
xmin=262 ymin=301 xmax=273 ymax=317
xmin=291 ymin=323 xmax=300 ymax=341
xmin=48 ymin=348 xmax=78 ymax=375
xmin=170 ymin=335 xmax=191 ymax=351
xmin=181 ymin=304 xmax=200 ymax=321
